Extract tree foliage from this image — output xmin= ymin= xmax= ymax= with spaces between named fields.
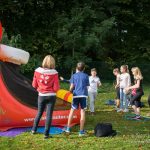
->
xmin=0 ymin=0 xmax=150 ymax=75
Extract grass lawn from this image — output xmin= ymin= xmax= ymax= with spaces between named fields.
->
xmin=0 ymin=81 xmax=150 ymax=150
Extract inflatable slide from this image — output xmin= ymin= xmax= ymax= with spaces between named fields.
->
xmin=0 ymin=24 xmax=80 ymax=131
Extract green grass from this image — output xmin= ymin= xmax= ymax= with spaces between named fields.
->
xmin=0 ymin=81 xmax=150 ymax=150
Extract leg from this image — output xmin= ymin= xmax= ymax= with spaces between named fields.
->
xmin=66 ymin=98 xmax=79 ymax=128
xmin=119 ymin=89 xmax=123 ymax=109
xmin=124 ymin=93 xmax=128 ymax=110
xmin=89 ymin=92 xmax=95 ymax=112
xmin=44 ymin=96 xmax=56 ymax=136
xmin=136 ymin=107 xmax=140 ymax=115
xmin=67 ymin=108 xmax=75 ymax=127
xmin=132 ymin=105 xmax=137 ymax=114
xmin=32 ymin=96 xmax=46 ymax=132
xmin=80 ymin=109 xmax=85 ymax=131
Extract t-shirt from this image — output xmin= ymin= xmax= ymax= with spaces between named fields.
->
xmin=120 ymin=73 xmax=131 ymax=89
xmin=88 ymin=76 xmax=101 ymax=93
xmin=70 ymin=72 xmax=89 ymax=97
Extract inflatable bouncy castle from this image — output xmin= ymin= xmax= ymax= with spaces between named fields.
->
xmin=0 ymin=23 xmax=80 ymax=131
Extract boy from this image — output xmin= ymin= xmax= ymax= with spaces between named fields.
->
xmin=65 ymin=62 xmax=89 ymax=136
xmin=88 ymin=68 xmax=101 ymax=115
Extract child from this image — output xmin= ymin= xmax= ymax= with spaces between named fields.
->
xmin=113 ymin=68 xmax=120 ymax=109
xmin=65 ymin=62 xmax=89 ymax=136
xmin=117 ymin=65 xmax=131 ymax=112
xmin=88 ymin=68 xmax=101 ymax=115
xmin=125 ymin=67 xmax=144 ymax=119
xmin=31 ymin=55 xmax=60 ymax=139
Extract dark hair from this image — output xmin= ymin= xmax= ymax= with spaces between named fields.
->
xmin=113 ymin=68 xmax=119 ymax=73
xmin=77 ymin=62 xmax=85 ymax=71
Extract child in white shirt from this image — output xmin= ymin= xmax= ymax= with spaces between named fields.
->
xmin=88 ymin=68 xmax=101 ymax=115
xmin=117 ymin=65 xmax=131 ymax=112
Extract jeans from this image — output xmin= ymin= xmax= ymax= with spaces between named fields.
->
xmin=88 ymin=92 xmax=97 ymax=112
xmin=32 ymin=95 xmax=56 ymax=136
xmin=120 ymin=88 xmax=128 ymax=109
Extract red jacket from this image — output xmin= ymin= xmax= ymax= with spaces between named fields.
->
xmin=32 ymin=67 xmax=60 ymax=94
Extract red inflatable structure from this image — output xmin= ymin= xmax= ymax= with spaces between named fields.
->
xmin=0 ymin=24 xmax=80 ymax=131
xmin=0 ymin=62 xmax=80 ymax=131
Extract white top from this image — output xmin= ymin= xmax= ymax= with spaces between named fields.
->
xmin=120 ymin=73 xmax=131 ymax=88
xmin=88 ymin=76 xmax=101 ymax=93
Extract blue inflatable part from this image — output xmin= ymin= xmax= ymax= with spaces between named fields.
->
xmin=28 ymin=126 xmax=63 ymax=134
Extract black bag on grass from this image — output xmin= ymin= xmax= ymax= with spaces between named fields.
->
xmin=94 ymin=123 xmax=116 ymax=137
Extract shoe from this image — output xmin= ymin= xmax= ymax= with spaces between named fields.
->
xmin=31 ymin=130 xmax=36 ymax=135
xmin=117 ymin=109 xmax=123 ymax=112
xmin=64 ymin=127 xmax=70 ymax=133
xmin=123 ymin=109 xmax=129 ymax=113
xmin=44 ymin=135 xmax=52 ymax=139
xmin=133 ymin=115 xmax=141 ymax=120
xmin=79 ymin=130 xmax=87 ymax=137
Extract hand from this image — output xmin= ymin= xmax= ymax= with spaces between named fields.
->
xmin=60 ymin=76 xmax=64 ymax=81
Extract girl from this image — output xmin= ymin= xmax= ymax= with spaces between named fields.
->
xmin=88 ymin=68 xmax=101 ymax=115
xmin=113 ymin=68 xmax=120 ymax=109
xmin=125 ymin=67 xmax=144 ymax=119
xmin=31 ymin=55 xmax=60 ymax=139
xmin=117 ymin=65 xmax=131 ymax=112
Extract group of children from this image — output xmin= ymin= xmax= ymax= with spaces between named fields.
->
xmin=31 ymin=54 xmax=144 ymax=139
xmin=31 ymin=55 xmax=101 ymax=138
xmin=113 ymin=65 xmax=144 ymax=119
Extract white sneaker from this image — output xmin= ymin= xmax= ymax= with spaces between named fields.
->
xmin=117 ymin=109 xmax=123 ymax=112
xmin=123 ymin=109 xmax=129 ymax=112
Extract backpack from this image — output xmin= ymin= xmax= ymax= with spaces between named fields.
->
xmin=94 ymin=123 xmax=116 ymax=137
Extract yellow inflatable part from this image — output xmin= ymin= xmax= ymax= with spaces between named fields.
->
xmin=56 ymin=89 xmax=73 ymax=103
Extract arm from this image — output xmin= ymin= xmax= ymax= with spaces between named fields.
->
xmin=97 ymin=78 xmax=102 ymax=87
xmin=53 ymin=74 xmax=60 ymax=92
xmin=69 ymin=83 xmax=74 ymax=92
xmin=127 ymin=74 xmax=131 ymax=87
xmin=69 ymin=75 xmax=75 ymax=92
xmin=126 ymin=79 xmax=140 ymax=90
xmin=60 ymin=76 xmax=70 ymax=83
xmin=32 ymin=72 xmax=38 ymax=89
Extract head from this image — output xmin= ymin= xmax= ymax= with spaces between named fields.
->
xmin=91 ymin=68 xmax=97 ymax=77
xmin=120 ymin=65 xmax=129 ymax=73
xmin=113 ymin=68 xmax=120 ymax=76
xmin=42 ymin=55 xmax=55 ymax=69
xmin=76 ymin=62 xmax=85 ymax=72
xmin=131 ymin=67 xmax=143 ymax=80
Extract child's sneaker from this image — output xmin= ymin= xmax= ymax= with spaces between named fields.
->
xmin=64 ymin=127 xmax=70 ymax=133
xmin=133 ymin=115 xmax=141 ymax=120
xmin=79 ymin=130 xmax=87 ymax=137
xmin=123 ymin=109 xmax=129 ymax=113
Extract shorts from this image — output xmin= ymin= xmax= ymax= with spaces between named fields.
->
xmin=72 ymin=97 xmax=87 ymax=110
xmin=130 ymin=92 xmax=143 ymax=108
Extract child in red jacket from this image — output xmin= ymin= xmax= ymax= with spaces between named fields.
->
xmin=31 ymin=55 xmax=59 ymax=139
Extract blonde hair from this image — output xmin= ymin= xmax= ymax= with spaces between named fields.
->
xmin=91 ymin=68 xmax=97 ymax=72
xmin=42 ymin=55 xmax=55 ymax=69
xmin=121 ymin=65 xmax=129 ymax=73
xmin=131 ymin=67 xmax=143 ymax=80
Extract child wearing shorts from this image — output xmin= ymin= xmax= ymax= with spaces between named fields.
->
xmin=65 ymin=62 xmax=89 ymax=136
xmin=88 ymin=68 xmax=101 ymax=115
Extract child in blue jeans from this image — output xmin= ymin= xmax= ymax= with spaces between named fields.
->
xmin=65 ymin=62 xmax=89 ymax=136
